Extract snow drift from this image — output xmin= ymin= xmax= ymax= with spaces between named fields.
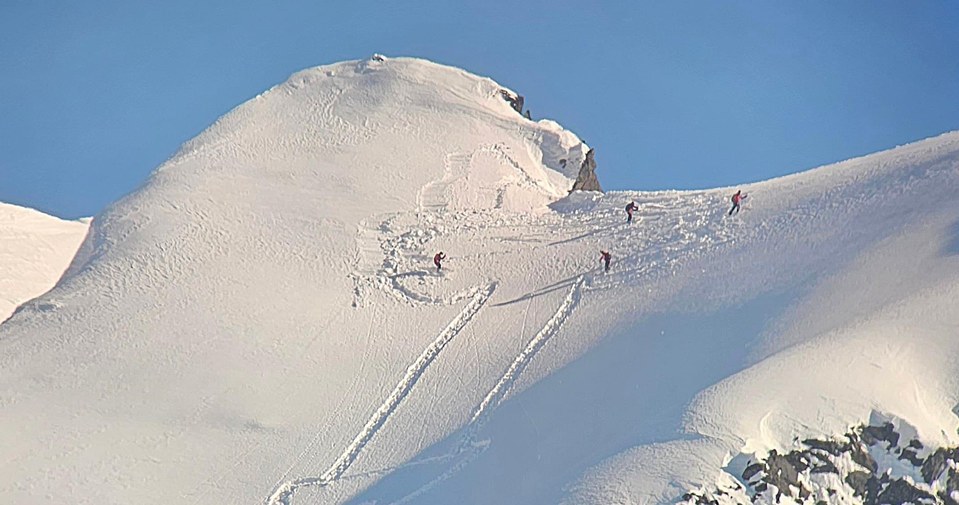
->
xmin=2 ymin=55 xmax=959 ymax=505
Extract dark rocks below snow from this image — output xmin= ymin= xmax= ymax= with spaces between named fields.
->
xmin=680 ymin=422 xmax=959 ymax=505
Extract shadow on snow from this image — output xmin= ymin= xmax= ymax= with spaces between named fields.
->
xmin=345 ymin=289 xmax=798 ymax=505
xmin=944 ymin=218 xmax=959 ymax=256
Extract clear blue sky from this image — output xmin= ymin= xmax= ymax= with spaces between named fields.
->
xmin=2 ymin=1 xmax=957 ymax=218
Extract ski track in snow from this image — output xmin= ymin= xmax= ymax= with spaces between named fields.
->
xmin=343 ymin=193 xmax=749 ymax=504
xmin=267 ymin=275 xmax=585 ymax=505
xmin=338 ymin=194 xmax=723 ymax=503
xmin=8 ymin=56 xmax=959 ymax=505
xmin=341 ymin=191 xmax=738 ymax=501
xmin=377 ymin=277 xmax=585 ymax=504
xmin=266 ymin=282 xmax=496 ymax=505
xmin=465 ymin=276 xmax=583 ymax=431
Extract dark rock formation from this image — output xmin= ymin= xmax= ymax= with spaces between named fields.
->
xmin=810 ymin=456 xmax=839 ymax=474
xmin=762 ymin=451 xmax=810 ymax=499
xmin=680 ymin=422 xmax=959 ymax=505
xmin=947 ymin=469 xmax=959 ymax=495
xmin=742 ymin=462 xmax=763 ymax=481
xmin=922 ymin=448 xmax=959 ymax=483
xmin=861 ymin=423 xmax=900 ymax=448
xmin=847 ymin=471 xmax=883 ymax=503
xmin=876 ymin=479 xmax=935 ymax=505
xmin=941 ymin=490 xmax=959 ymax=505
xmin=899 ymin=447 xmax=924 ymax=466
xmin=570 ymin=148 xmax=602 ymax=193
xmin=498 ymin=89 xmax=524 ymax=115
xmin=784 ymin=451 xmax=811 ymax=472
xmin=850 ymin=443 xmax=879 ymax=473
xmin=804 ymin=438 xmax=846 ymax=456
xmin=845 ymin=471 xmax=872 ymax=497
xmin=941 ymin=469 xmax=959 ymax=505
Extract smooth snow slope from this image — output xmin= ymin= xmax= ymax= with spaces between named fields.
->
xmin=0 ymin=202 xmax=88 ymax=321
xmin=2 ymin=55 xmax=959 ymax=505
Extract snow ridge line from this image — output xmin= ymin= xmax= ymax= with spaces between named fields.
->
xmin=266 ymin=282 xmax=496 ymax=505
xmin=384 ymin=276 xmax=584 ymax=505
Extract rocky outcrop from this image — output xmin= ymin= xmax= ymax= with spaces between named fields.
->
xmin=680 ymin=422 xmax=959 ymax=505
xmin=570 ymin=148 xmax=602 ymax=193
xmin=877 ymin=479 xmax=935 ymax=505
xmin=862 ymin=423 xmax=900 ymax=447
xmin=922 ymin=447 xmax=959 ymax=483
xmin=498 ymin=89 xmax=524 ymax=115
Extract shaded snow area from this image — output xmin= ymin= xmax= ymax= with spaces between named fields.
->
xmin=2 ymin=56 xmax=959 ymax=505
xmin=0 ymin=202 xmax=88 ymax=322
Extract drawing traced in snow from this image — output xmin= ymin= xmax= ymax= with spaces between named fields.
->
xmin=268 ymin=284 xmax=494 ymax=504
xmin=3 ymin=55 xmax=959 ymax=505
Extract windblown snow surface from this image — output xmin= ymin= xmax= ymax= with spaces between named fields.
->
xmin=0 ymin=202 xmax=88 ymax=321
xmin=2 ymin=56 xmax=959 ymax=505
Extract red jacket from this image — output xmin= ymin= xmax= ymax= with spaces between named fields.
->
xmin=434 ymin=253 xmax=445 ymax=266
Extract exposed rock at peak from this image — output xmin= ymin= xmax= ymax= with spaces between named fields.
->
xmin=499 ymin=89 xmax=525 ymax=115
xmin=570 ymin=148 xmax=602 ymax=193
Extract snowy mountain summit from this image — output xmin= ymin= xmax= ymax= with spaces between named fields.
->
xmin=3 ymin=56 xmax=959 ymax=505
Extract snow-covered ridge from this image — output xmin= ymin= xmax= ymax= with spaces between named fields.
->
xmin=153 ymin=56 xmax=589 ymax=215
xmin=2 ymin=54 xmax=959 ymax=505
xmin=0 ymin=202 xmax=88 ymax=322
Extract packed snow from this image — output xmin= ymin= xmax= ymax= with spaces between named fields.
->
xmin=0 ymin=202 xmax=88 ymax=321
xmin=1 ymin=56 xmax=958 ymax=505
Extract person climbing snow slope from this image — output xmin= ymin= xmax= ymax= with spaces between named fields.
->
xmin=625 ymin=201 xmax=638 ymax=224
xmin=600 ymin=250 xmax=611 ymax=273
xmin=433 ymin=252 xmax=446 ymax=272
xmin=728 ymin=190 xmax=747 ymax=216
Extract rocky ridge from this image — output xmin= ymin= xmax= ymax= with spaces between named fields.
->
xmin=570 ymin=148 xmax=602 ymax=192
xmin=681 ymin=422 xmax=959 ymax=505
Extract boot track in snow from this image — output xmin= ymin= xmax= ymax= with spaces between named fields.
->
xmin=383 ymin=276 xmax=585 ymax=504
xmin=266 ymin=282 xmax=496 ymax=505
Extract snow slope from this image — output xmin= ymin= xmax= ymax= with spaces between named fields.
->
xmin=2 ymin=56 xmax=959 ymax=505
xmin=0 ymin=202 xmax=88 ymax=321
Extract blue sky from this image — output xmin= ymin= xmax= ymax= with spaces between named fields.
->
xmin=1 ymin=1 xmax=957 ymax=218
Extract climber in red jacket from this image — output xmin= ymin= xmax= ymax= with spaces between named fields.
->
xmin=728 ymin=190 xmax=747 ymax=216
